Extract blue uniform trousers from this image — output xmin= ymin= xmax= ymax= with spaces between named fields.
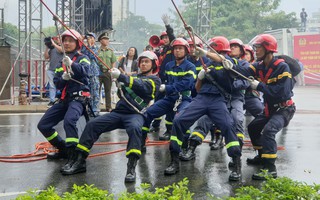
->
xmin=37 ymin=100 xmax=85 ymax=147
xmin=150 ymin=92 xmax=173 ymax=131
xmin=189 ymin=115 xmax=212 ymax=144
xmin=170 ymin=94 xmax=241 ymax=158
xmin=78 ymin=111 xmax=144 ymax=158
xmin=143 ymin=95 xmax=190 ymax=136
xmin=244 ymin=96 xmax=264 ymax=117
xmin=248 ymin=105 xmax=295 ymax=157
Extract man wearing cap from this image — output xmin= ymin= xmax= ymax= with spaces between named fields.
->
xmin=81 ymin=32 xmax=100 ymax=116
xmin=97 ymin=32 xmax=117 ymax=112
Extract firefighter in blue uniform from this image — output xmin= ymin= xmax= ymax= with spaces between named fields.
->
xmin=164 ymin=36 xmax=243 ymax=181
xmin=60 ymin=51 xmax=161 ymax=183
xmin=149 ymin=14 xmax=176 ymax=140
xmin=81 ymin=32 xmax=100 ymax=117
xmin=243 ymin=44 xmax=264 ymax=117
xmin=37 ymin=29 xmax=90 ymax=160
xmin=142 ymin=38 xmax=196 ymax=152
xmin=187 ymin=36 xmax=210 ymax=98
xmin=180 ymin=37 xmax=233 ymax=161
xmin=229 ymin=34 xmax=296 ymax=180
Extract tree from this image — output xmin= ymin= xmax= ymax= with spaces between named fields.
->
xmin=179 ymin=0 xmax=298 ymax=43
xmin=113 ymin=12 xmax=163 ymax=55
xmin=3 ymin=23 xmax=19 ymax=46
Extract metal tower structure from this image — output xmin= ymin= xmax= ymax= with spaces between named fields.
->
xmin=73 ymin=0 xmax=85 ymax=34
xmin=56 ymin=0 xmax=72 ymax=30
xmin=29 ymin=0 xmax=43 ymax=60
xmin=0 ymin=8 xmax=4 ymax=46
xmin=56 ymin=0 xmax=85 ymax=34
xmin=18 ymin=0 xmax=28 ymax=64
xmin=196 ymin=0 xmax=212 ymax=41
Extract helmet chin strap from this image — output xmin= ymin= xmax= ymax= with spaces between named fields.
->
xmin=140 ymin=67 xmax=153 ymax=75
xmin=256 ymin=51 xmax=270 ymax=61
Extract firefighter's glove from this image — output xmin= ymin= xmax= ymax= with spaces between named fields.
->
xmin=110 ymin=68 xmax=121 ymax=79
xmin=62 ymin=72 xmax=71 ymax=81
xmin=198 ymin=69 xmax=210 ymax=80
xmin=222 ymin=59 xmax=233 ymax=70
xmin=63 ymin=56 xmax=73 ymax=67
xmin=250 ymin=79 xmax=260 ymax=90
xmin=159 ymin=84 xmax=166 ymax=92
xmin=194 ymin=47 xmax=207 ymax=57
xmin=162 ymin=14 xmax=170 ymax=26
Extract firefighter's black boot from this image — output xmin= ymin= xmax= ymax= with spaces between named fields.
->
xmin=252 ymin=158 xmax=277 ymax=180
xmin=149 ymin=126 xmax=160 ymax=133
xmin=60 ymin=147 xmax=76 ymax=172
xmin=164 ymin=152 xmax=180 ymax=175
xmin=247 ymin=150 xmax=263 ymax=165
xmin=159 ymin=130 xmax=171 ymax=141
xmin=180 ymin=141 xmax=197 ymax=161
xmin=229 ymin=156 xmax=242 ymax=181
xmin=228 ymin=138 xmax=243 ymax=168
xmin=61 ymin=150 xmax=88 ymax=175
xmin=141 ymin=133 xmax=147 ymax=153
xmin=125 ymin=154 xmax=139 ymax=183
xmin=47 ymin=139 xmax=68 ymax=160
xmin=210 ymin=131 xmax=224 ymax=150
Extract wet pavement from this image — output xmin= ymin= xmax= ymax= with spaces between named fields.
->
xmin=0 ymin=86 xmax=319 ymax=199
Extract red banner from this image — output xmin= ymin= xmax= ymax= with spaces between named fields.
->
xmin=294 ymin=34 xmax=320 ymax=85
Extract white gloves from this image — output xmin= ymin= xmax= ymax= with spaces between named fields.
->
xmin=222 ymin=59 xmax=233 ymax=70
xmin=197 ymin=69 xmax=210 ymax=80
xmin=110 ymin=68 xmax=121 ymax=79
xmin=161 ymin=14 xmax=170 ymax=26
xmin=62 ymin=72 xmax=71 ymax=81
xmin=62 ymin=56 xmax=73 ymax=67
xmin=159 ymin=84 xmax=166 ymax=92
xmin=250 ymin=80 xmax=260 ymax=90
xmin=194 ymin=47 xmax=208 ymax=57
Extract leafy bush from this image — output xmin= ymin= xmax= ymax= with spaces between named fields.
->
xmin=15 ymin=177 xmax=320 ymax=200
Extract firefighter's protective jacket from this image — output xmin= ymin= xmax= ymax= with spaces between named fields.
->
xmin=114 ymin=73 xmax=161 ymax=114
xmin=164 ymin=58 xmax=196 ymax=100
xmin=235 ymin=56 xmax=294 ymax=106
xmin=54 ymin=51 xmax=90 ymax=95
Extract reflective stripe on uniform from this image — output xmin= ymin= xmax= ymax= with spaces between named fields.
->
xmin=55 ymin=67 xmax=64 ymax=73
xmin=192 ymin=131 xmax=204 ymax=141
xmin=79 ymin=58 xmax=90 ymax=65
xmin=208 ymin=65 xmax=223 ymax=70
xmin=267 ymin=72 xmax=292 ymax=84
xmin=165 ymin=120 xmax=173 ymax=125
xmin=253 ymin=146 xmax=263 ymax=150
xmin=129 ymin=76 xmax=134 ymax=88
xmin=142 ymin=127 xmax=149 ymax=132
xmin=261 ymin=153 xmax=277 ymax=159
xmin=46 ymin=131 xmax=58 ymax=141
xmin=126 ymin=149 xmax=141 ymax=156
xmin=236 ymin=133 xmax=245 ymax=140
xmin=225 ymin=141 xmax=240 ymax=149
xmin=170 ymin=135 xmax=182 ymax=146
xmin=77 ymin=144 xmax=90 ymax=153
xmin=66 ymin=138 xmax=79 ymax=143
xmin=166 ymin=70 xmax=196 ymax=79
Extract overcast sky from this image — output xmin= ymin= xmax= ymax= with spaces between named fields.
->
xmin=0 ymin=0 xmax=319 ymax=28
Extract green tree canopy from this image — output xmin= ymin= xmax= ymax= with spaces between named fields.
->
xmin=179 ymin=0 xmax=298 ymax=43
xmin=113 ymin=12 xmax=163 ymax=55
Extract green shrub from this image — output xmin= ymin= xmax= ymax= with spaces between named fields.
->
xmin=15 ymin=177 xmax=320 ymax=200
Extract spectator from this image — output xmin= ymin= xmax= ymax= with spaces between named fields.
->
xmin=81 ymin=32 xmax=101 ymax=116
xmin=300 ymin=8 xmax=308 ymax=31
xmin=296 ymin=58 xmax=305 ymax=86
xmin=44 ymin=36 xmax=63 ymax=108
xmin=118 ymin=47 xmax=138 ymax=76
xmin=97 ymin=32 xmax=117 ymax=112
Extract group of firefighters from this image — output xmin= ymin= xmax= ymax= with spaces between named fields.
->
xmin=37 ymin=13 xmax=296 ymax=183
